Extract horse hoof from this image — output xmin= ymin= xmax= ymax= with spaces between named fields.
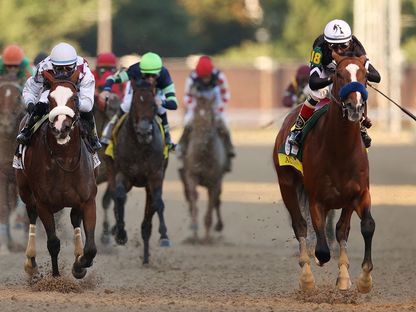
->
xmin=24 ymin=257 xmax=38 ymax=275
xmin=115 ymin=229 xmax=128 ymax=245
xmin=299 ymin=264 xmax=315 ymax=292
xmin=159 ymin=238 xmax=172 ymax=248
xmin=100 ymin=233 xmax=110 ymax=245
xmin=72 ymin=266 xmax=87 ymax=279
xmin=356 ymin=273 xmax=373 ymax=293
xmin=214 ymin=222 xmax=223 ymax=232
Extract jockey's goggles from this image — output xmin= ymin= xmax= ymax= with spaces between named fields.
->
xmin=53 ymin=63 xmax=76 ymax=73
xmin=328 ymin=42 xmax=350 ymax=50
xmin=5 ymin=64 xmax=19 ymax=69
xmin=98 ymin=66 xmax=116 ymax=75
xmin=143 ymin=73 xmax=159 ymax=79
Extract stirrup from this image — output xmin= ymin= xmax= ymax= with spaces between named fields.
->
xmin=168 ymin=142 xmax=176 ymax=152
xmin=288 ymin=130 xmax=302 ymax=146
xmin=16 ymin=129 xmax=31 ymax=145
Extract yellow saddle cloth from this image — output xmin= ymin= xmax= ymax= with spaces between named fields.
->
xmin=105 ymin=114 xmax=168 ymax=160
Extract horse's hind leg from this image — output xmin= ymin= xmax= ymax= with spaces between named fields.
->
xmin=335 ymin=208 xmax=354 ymax=290
xmin=100 ymin=185 xmax=113 ymax=245
xmin=204 ymin=184 xmax=222 ymax=242
xmin=355 ymin=193 xmax=375 ymax=293
xmin=113 ymin=176 xmax=130 ymax=245
xmin=37 ymin=205 xmax=60 ymax=277
xmin=213 ymin=187 xmax=223 ymax=232
xmin=277 ymin=170 xmax=314 ymax=291
xmin=73 ymin=199 xmax=97 ymax=279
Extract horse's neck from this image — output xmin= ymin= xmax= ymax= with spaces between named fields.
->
xmin=324 ymin=102 xmax=361 ymax=149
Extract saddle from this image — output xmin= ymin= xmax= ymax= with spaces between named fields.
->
xmin=104 ymin=114 xmax=168 ymax=160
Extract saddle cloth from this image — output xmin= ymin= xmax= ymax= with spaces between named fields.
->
xmin=105 ymin=114 xmax=168 ymax=160
xmin=277 ymin=104 xmax=329 ymax=174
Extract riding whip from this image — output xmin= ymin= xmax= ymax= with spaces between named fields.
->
xmin=367 ymin=83 xmax=416 ymax=122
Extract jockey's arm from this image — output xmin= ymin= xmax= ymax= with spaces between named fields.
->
xmin=161 ymin=83 xmax=178 ymax=110
xmin=78 ymin=69 xmax=95 ymax=112
xmin=22 ymin=75 xmax=44 ymax=109
xmin=217 ymin=71 xmax=230 ymax=105
xmin=102 ymin=70 xmax=129 ymax=92
xmin=308 ymin=70 xmax=332 ymax=91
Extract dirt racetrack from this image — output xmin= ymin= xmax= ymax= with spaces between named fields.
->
xmin=0 ymin=127 xmax=415 ymax=312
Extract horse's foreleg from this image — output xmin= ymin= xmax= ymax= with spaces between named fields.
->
xmin=24 ymin=201 xmax=38 ymax=275
xmin=38 ymin=205 xmax=60 ymax=277
xmin=335 ymin=208 xmax=354 ymax=290
xmin=70 ymin=208 xmax=84 ymax=262
xmin=310 ymin=201 xmax=330 ymax=266
xmin=355 ymin=194 xmax=375 ymax=293
xmin=142 ymin=187 xmax=155 ymax=264
xmin=152 ymin=187 xmax=170 ymax=248
xmin=185 ymin=177 xmax=199 ymax=238
xmin=213 ymin=186 xmax=223 ymax=232
xmin=113 ymin=176 xmax=129 ymax=245
xmin=73 ymin=200 xmax=97 ymax=279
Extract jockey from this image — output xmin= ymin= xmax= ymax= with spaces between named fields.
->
xmin=99 ymin=51 xmax=178 ymax=151
xmin=0 ymin=44 xmax=33 ymax=82
xmin=92 ymin=52 xmax=124 ymax=102
xmin=287 ymin=19 xmax=381 ymax=148
xmin=282 ymin=65 xmax=310 ymax=107
xmin=16 ymin=42 xmax=102 ymax=151
xmin=178 ymin=55 xmax=235 ymax=171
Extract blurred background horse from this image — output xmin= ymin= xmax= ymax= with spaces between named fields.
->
xmin=178 ymin=89 xmax=227 ymax=243
xmin=0 ymin=80 xmax=25 ymax=254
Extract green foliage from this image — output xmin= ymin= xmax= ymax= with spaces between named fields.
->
xmin=0 ymin=0 xmax=97 ymax=59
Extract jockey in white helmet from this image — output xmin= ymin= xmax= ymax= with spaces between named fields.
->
xmin=17 ymin=42 xmax=101 ymax=151
xmin=287 ymin=19 xmax=381 ymax=148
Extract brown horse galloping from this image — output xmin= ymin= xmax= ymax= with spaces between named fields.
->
xmin=16 ymin=70 xmax=97 ymax=278
xmin=273 ymin=53 xmax=375 ymax=293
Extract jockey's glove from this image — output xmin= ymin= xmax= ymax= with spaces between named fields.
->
xmin=34 ymin=102 xmax=49 ymax=115
xmin=26 ymin=102 xmax=35 ymax=114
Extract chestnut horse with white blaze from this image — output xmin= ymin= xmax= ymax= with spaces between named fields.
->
xmin=16 ymin=70 xmax=97 ymax=278
xmin=273 ymin=53 xmax=375 ymax=293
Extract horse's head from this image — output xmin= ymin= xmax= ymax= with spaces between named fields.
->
xmin=0 ymin=80 xmax=23 ymax=134
xmin=43 ymin=70 xmax=80 ymax=145
xmin=130 ymin=79 xmax=157 ymax=144
xmin=332 ymin=52 xmax=368 ymax=123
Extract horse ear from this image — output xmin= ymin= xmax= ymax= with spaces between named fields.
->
xmin=42 ymin=71 xmax=55 ymax=84
xmin=69 ymin=69 xmax=80 ymax=84
xmin=359 ymin=55 xmax=367 ymax=65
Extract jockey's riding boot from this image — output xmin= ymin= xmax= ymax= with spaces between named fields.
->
xmin=217 ymin=121 xmax=236 ymax=158
xmin=160 ymin=112 xmax=175 ymax=151
xmin=360 ymin=125 xmax=372 ymax=148
xmin=176 ymin=125 xmax=192 ymax=159
xmin=80 ymin=111 xmax=102 ymax=152
xmin=287 ymin=98 xmax=318 ymax=146
xmin=100 ymin=108 xmax=124 ymax=146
